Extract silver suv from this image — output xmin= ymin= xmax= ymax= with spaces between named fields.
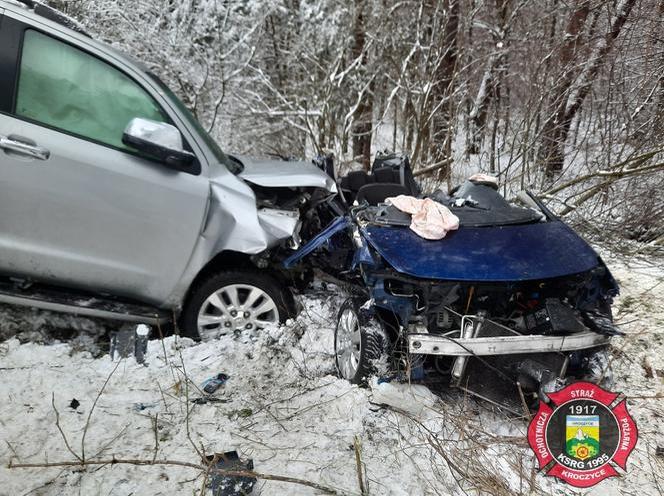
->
xmin=0 ymin=1 xmax=336 ymax=339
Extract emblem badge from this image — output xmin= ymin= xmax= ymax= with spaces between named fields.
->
xmin=527 ymin=381 xmax=637 ymax=487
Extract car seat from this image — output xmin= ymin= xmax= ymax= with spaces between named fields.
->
xmin=372 ymin=153 xmax=420 ymax=197
xmin=338 ymin=152 xmax=421 ymax=205
xmin=339 ymin=170 xmax=375 ymax=203
xmin=356 ymin=183 xmax=410 ymax=206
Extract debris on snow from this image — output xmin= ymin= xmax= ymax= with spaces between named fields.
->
xmin=201 ymin=372 xmax=230 ymax=394
xmin=208 ymin=450 xmax=256 ymax=496
xmin=0 ymin=261 xmax=662 ymax=495
xmin=369 ymin=380 xmax=438 ymax=417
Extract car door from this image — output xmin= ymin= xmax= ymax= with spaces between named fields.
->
xmin=0 ymin=16 xmax=210 ymax=306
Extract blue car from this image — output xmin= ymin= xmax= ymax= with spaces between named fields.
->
xmin=287 ymin=155 xmax=620 ymax=412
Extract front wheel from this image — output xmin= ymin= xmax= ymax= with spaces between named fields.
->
xmin=181 ymin=270 xmax=295 ymax=341
xmin=334 ymin=299 xmax=390 ymax=384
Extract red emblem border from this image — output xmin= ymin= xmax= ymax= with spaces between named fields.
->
xmin=527 ymin=381 xmax=638 ymax=488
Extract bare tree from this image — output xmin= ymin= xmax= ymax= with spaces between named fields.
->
xmin=429 ymin=0 xmax=460 ymax=181
xmin=539 ymin=0 xmax=637 ymax=176
xmin=350 ymin=0 xmax=374 ymax=170
xmin=47 ymin=0 xmax=662 ymax=244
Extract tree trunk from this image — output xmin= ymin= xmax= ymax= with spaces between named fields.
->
xmin=351 ymin=0 xmax=373 ymax=171
xmin=539 ymin=0 xmax=636 ymax=176
xmin=468 ymin=53 xmax=499 ymax=153
xmin=429 ymin=0 xmax=460 ymax=182
xmin=651 ymin=0 xmax=664 ymax=138
xmin=467 ymin=0 xmax=510 ymax=154
xmin=562 ymin=0 xmax=636 ymax=126
xmin=404 ymin=97 xmax=415 ymax=154
xmin=538 ymin=0 xmax=592 ymax=175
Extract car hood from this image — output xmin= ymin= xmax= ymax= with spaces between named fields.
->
xmin=235 ymin=156 xmax=337 ymax=193
xmin=363 ymin=221 xmax=602 ymax=281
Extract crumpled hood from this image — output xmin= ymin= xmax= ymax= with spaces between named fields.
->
xmin=363 ymin=220 xmax=602 ymax=281
xmin=235 ymin=156 xmax=337 ymax=193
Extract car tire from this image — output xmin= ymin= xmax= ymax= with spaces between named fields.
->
xmin=181 ymin=270 xmax=295 ymax=341
xmin=334 ymin=299 xmax=391 ymax=385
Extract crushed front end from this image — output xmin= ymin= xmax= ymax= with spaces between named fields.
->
xmin=286 ymin=181 xmax=621 ymax=413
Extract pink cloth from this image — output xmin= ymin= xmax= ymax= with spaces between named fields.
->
xmin=386 ymin=195 xmax=460 ymax=240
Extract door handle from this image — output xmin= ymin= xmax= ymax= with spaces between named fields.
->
xmin=0 ymin=135 xmax=50 ymax=160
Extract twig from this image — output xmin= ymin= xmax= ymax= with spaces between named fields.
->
xmin=198 ymin=453 xmax=214 ymax=496
xmin=156 ymin=380 xmax=170 ymax=413
xmin=8 ymin=458 xmax=346 ymax=495
xmin=91 ymin=424 xmax=129 ymax=459
xmin=156 ymin=321 xmax=179 ymax=388
xmin=5 ymin=440 xmax=19 ymax=460
xmin=354 ymin=435 xmax=366 ymax=495
xmin=155 ymin=321 xmax=169 ymax=366
xmin=151 ymin=414 xmax=159 ymax=463
xmin=81 ymin=360 xmax=121 ymax=461
xmin=177 ymin=350 xmax=204 ymax=460
xmin=51 ymin=393 xmax=82 ymax=462
xmin=516 ymin=382 xmax=532 ymax=421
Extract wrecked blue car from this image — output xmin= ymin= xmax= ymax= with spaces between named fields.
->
xmin=285 ymin=155 xmax=621 ymax=412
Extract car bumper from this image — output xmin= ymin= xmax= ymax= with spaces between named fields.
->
xmin=408 ymin=331 xmax=611 ymax=356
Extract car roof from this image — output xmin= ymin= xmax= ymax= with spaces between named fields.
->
xmin=0 ymin=0 xmax=152 ymax=74
xmin=2 ymin=0 xmax=89 ymax=35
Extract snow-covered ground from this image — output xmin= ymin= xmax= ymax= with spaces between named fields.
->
xmin=1 ymin=259 xmax=663 ymax=496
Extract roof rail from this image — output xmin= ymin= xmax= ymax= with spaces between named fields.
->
xmin=11 ymin=0 xmax=91 ymax=37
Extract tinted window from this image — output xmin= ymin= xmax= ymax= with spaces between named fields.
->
xmin=15 ymin=30 xmax=168 ymax=150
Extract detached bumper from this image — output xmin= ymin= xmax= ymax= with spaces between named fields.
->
xmin=408 ymin=331 xmax=610 ymax=356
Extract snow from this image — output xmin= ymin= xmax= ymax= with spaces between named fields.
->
xmin=369 ymin=380 xmax=438 ymax=417
xmin=1 ymin=260 xmax=663 ymax=495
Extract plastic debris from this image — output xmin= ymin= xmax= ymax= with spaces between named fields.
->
xmin=134 ymin=324 xmax=150 ymax=363
xmin=110 ymin=324 xmax=151 ymax=363
xmin=201 ymin=373 xmax=229 ymax=394
xmin=191 ymin=397 xmax=228 ymax=405
xmin=132 ymin=402 xmax=158 ymax=412
xmin=110 ymin=328 xmax=134 ymax=361
xmin=209 ymin=450 xmax=256 ymax=496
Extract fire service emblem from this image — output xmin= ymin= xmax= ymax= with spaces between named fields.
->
xmin=527 ymin=381 xmax=638 ymax=488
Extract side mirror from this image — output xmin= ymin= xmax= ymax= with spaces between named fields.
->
xmin=122 ymin=118 xmax=196 ymax=171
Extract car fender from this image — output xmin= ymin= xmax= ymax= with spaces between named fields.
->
xmin=163 ymin=171 xmax=302 ymax=308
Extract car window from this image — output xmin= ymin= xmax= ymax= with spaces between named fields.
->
xmin=147 ymin=73 xmax=242 ymax=174
xmin=15 ymin=29 xmax=169 ymax=150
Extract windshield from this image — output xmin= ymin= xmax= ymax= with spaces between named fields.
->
xmin=147 ymin=73 xmax=241 ymax=174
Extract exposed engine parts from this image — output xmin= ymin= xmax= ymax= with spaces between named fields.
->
xmin=278 ymin=153 xmax=621 ymax=413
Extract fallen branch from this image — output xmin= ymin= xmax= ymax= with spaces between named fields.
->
xmin=7 ymin=458 xmax=347 ymax=495
xmin=543 ymin=161 xmax=664 ymax=216
xmin=413 ymin=157 xmax=454 ymax=177
xmin=542 ymin=149 xmax=664 ymax=197
xmin=353 ymin=435 xmax=366 ymax=495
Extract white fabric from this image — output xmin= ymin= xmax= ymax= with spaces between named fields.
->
xmin=386 ymin=195 xmax=460 ymax=240
xmin=469 ymin=173 xmax=499 ymax=186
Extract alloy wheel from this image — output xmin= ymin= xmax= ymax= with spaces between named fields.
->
xmin=197 ymin=284 xmax=279 ymax=340
xmin=336 ymin=306 xmax=362 ymax=379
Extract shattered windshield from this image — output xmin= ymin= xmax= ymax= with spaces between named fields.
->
xmin=147 ymin=73 xmax=241 ymax=174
